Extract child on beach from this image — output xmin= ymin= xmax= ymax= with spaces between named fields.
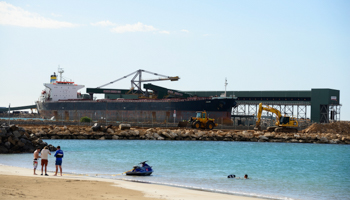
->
xmin=33 ymin=148 xmax=41 ymax=175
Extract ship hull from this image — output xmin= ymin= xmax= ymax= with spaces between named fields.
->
xmin=36 ymin=98 xmax=236 ymax=124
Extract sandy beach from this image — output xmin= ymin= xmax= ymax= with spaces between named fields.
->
xmin=0 ymin=164 xmax=264 ymax=200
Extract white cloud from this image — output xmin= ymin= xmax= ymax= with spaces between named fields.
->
xmin=181 ymin=29 xmax=189 ymax=33
xmin=111 ymin=22 xmax=158 ymax=33
xmin=51 ymin=13 xmax=62 ymax=17
xmin=0 ymin=2 xmax=77 ymax=28
xmin=159 ymin=30 xmax=170 ymax=34
xmin=91 ymin=20 xmax=116 ymax=27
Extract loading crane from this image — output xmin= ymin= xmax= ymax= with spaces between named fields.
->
xmin=97 ymin=69 xmax=179 ymax=97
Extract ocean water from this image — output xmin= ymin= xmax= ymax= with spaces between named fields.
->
xmin=0 ymin=140 xmax=349 ymax=200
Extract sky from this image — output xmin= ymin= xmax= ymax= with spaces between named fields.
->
xmin=0 ymin=0 xmax=349 ymax=120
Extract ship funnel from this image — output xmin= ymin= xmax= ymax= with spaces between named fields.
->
xmin=50 ymin=72 xmax=57 ymax=83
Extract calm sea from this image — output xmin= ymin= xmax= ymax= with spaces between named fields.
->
xmin=0 ymin=140 xmax=349 ymax=200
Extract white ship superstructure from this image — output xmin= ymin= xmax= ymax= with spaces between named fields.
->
xmin=39 ymin=68 xmax=84 ymax=102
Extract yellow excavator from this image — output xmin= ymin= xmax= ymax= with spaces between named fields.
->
xmin=254 ymin=103 xmax=298 ymax=133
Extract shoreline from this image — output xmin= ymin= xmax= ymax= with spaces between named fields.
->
xmin=0 ymin=164 xmax=266 ymax=200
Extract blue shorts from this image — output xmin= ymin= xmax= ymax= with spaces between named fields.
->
xmin=55 ymin=160 xmax=62 ymax=166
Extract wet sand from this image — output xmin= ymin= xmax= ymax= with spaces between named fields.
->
xmin=0 ymin=164 xmax=264 ymax=200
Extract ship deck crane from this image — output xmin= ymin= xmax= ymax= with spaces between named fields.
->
xmin=97 ymin=69 xmax=179 ymax=96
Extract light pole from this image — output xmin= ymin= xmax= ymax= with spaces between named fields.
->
xmin=8 ymin=104 xmax=10 ymax=125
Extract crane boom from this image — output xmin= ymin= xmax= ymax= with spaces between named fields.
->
xmin=96 ymin=69 xmax=179 ymax=96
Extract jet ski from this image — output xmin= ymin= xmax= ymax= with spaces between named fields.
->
xmin=125 ymin=161 xmax=153 ymax=176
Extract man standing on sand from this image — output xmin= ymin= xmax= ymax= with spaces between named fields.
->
xmin=33 ymin=148 xmax=41 ymax=175
xmin=40 ymin=146 xmax=51 ymax=176
xmin=53 ymin=146 xmax=64 ymax=176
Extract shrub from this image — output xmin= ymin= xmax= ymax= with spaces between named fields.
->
xmin=80 ymin=116 xmax=92 ymax=123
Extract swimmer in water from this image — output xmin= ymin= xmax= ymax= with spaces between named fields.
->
xmin=244 ymin=174 xmax=248 ymax=179
xmin=227 ymin=174 xmax=236 ymax=178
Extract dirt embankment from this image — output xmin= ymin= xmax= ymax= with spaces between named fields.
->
xmin=302 ymin=121 xmax=350 ymax=135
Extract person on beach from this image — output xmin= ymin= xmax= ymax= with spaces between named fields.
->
xmin=40 ymin=146 xmax=51 ymax=176
xmin=244 ymin=174 xmax=248 ymax=179
xmin=33 ymin=148 xmax=41 ymax=175
xmin=53 ymin=146 xmax=64 ymax=176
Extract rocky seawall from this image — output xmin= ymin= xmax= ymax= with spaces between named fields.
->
xmin=18 ymin=122 xmax=350 ymax=144
xmin=1 ymin=122 xmax=349 ymax=153
xmin=0 ymin=124 xmax=56 ymax=154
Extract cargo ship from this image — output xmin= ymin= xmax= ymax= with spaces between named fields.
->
xmin=36 ymin=69 xmax=237 ymax=124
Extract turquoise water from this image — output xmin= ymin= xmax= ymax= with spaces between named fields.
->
xmin=0 ymin=140 xmax=349 ymax=200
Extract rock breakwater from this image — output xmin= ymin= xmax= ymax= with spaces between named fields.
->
xmin=0 ymin=124 xmax=56 ymax=154
xmin=17 ymin=122 xmax=350 ymax=145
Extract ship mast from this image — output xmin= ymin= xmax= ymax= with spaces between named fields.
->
xmin=58 ymin=66 xmax=64 ymax=82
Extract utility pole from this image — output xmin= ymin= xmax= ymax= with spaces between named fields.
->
xmin=8 ymin=104 xmax=10 ymax=125
xmin=224 ymin=78 xmax=228 ymax=97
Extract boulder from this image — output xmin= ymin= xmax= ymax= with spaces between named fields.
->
xmin=131 ymin=130 xmax=139 ymax=136
xmin=329 ymin=139 xmax=339 ymax=144
xmin=7 ymin=136 xmax=17 ymax=146
xmin=161 ymin=131 xmax=171 ymax=138
xmin=258 ymin=135 xmax=269 ymax=141
xmin=153 ymin=133 xmax=160 ymax=138
xmin=9 ymin=124 xmax=18 ymax=131
xmin=0 ymin=128 xmax=7 ymax=136
xmin=169 ymin=131 xmax=177 ymax=139
xmin=294 ymin=134 xmax=300 ymax=139
xmin=242 ymin=131 xmax=253 ymax=139
xmin=13 ymin=131 xmax=21 ymax=138
xmin=264 ymin=132 xmax=275 ymax=138
xmin=4 ymin=141 xmax=11 ymax=149
xmin=17 ymin=141 xmax=25 ymax=147
xmin=107 ymin=128 xmax=114 ymax=134
xmin=112 ymin=135 xmax=119 ymax=140
xmin=100 ymin=126 xmax=107 ymax=132
xmin=0 ymin=146 xmax=8 ymax=153
xmin=20 ymin=138 xmax=29 ymax=145
xmin=319 ymin=137 xmax=329 ymax=143
xmin=119 ymin=124 xmax=131 ymax=130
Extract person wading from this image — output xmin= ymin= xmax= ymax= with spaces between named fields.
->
xmin=53 ymin=146 xmax=64 ymax=176
xmin=33 ymin=148 xmax=41 ymax=175
xmin=40 ymin=146 xmax=51 ymax=176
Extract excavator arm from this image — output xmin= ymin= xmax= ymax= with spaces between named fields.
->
xmin=255 ymin=103 xmax=263 ymax=130
xmin=254 ymin=103 xmax=282 ymax=130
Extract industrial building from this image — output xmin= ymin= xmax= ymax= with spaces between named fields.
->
xmin=186 ymin=88 xmax=341 ymax=123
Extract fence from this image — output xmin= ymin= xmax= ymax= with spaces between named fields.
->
xmin=0 ymin=115 xmax=313 ymax=131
